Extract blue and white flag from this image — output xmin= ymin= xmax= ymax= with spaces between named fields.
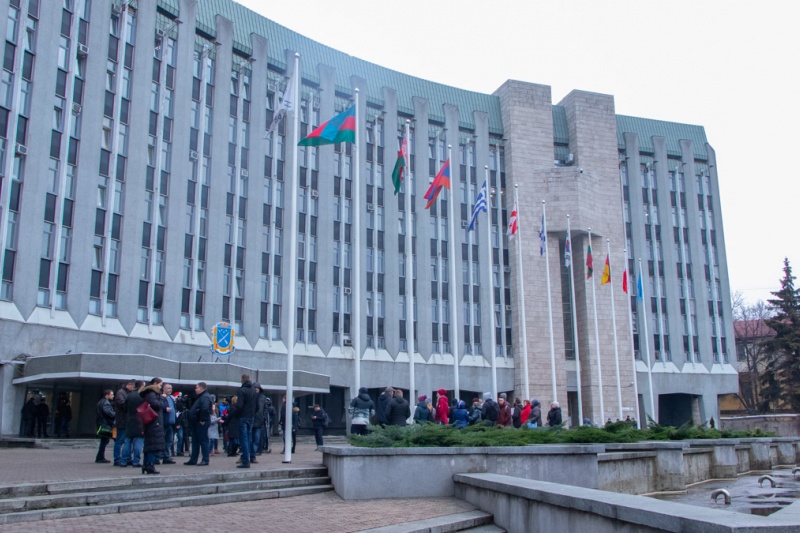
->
xmin=539 ymin=212 xmax=546 ymax=256
xmin=564 ymin=235 xmax=572 ymax=268
xmin=467 ymin=180 xmax=488 ymax=231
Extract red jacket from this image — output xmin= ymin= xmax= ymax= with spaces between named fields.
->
xmin=497 ymin=401 xmax=512 ymax=426
xmin=520 ymin=405 xmax=531 ymax=426
xmin=435 ymin=396 xmax=449 ymax=424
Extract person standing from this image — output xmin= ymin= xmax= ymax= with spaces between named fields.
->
xmin=55 ymin=393 xmax=72 ymax=438
xmin=385 ymin=389 xmax=410 ymax=426
xmin=185 ymin=382 xmax=213 ymax=466
xmin=376 ymin=387 xmax=394 ymax=427
xmin=497 ymin=393 xmax=512 ymax=427
xmin=252 ymin=384 xmax=267 ymax=457
xmin=310 ymin=404 xmax=328 ymax=449
xmin=413 ymin=395 xmax=433 ymax=424
xmin=20 ymin=397 xmax=36 ymax=437
xmin=468 ymin=398 xmax=483 ymax=425
xmin=139 ymin=378 xmax=165 ymax=475
xmin=174 ymin=393 xmax=188 ymax=456
xmin=434 ymin=389 xmax=449 ymax=425
xmin=160 ymin=383 xmax=177 ymax=464
xmin=547 ymin=401 xmax=563 ymax=427
xmin=348 ymin=387 xmax=375 ymax=435
xmin=481 ymin=393 xmax=499 ymax=426
xmin=528 ymin=399 xmax=542 ymax=428
xmin=95 ymin=389 xmax=115 ymax=463
xmin=511 ymin=397 xmax=523 ymax=428
xmin=113 ymin=379 xmax=134 ymax=466
xmin=235 ymin=374 xmax=257 ymax=468
xmin=35 ymin=396 xmax=50 ymax=438
xmin=208 ymin=403 xmax=220 ymax=456
xmin=452 ymin=400 xmax=469 ymax=429
xmin=120 ymin=380 xmax=145 ymax=467
xmin=279 ymin=396 xmax=300 ymax=454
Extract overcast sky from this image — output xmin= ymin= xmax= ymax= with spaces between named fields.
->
xmin=238 ymin=0 xmax=798 ymax=306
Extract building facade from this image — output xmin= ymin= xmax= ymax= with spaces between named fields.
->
xmin=0 ymin=0 xmax=737 ymax=435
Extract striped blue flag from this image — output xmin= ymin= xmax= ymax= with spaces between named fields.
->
xmin=467 ymin=180 xmax=488 ymax=231
xmin=539 ymin=213 xmax=546 ymax=256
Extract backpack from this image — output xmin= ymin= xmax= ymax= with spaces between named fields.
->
xmin=483 ymin=400 xmax=499 ymax=421
xmin=322 ymin=411 xmax=330 ymax=427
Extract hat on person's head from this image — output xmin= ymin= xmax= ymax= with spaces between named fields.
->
xmin=359 ymin=386 xmax=368 ymax=394
xmin=253 ymin=383 xmax=262 ymax=390
xmin=483 ymin=392 xmax=492 ymax=401
xmin=499 ymin=392 xmax=507 ymax=400
xmin=472 ymin=397 xmax=480 ymax=403
xmin=457 ymin=400 xmax=466 ymax=409
xmin=418 ymin=395 xmax=427 ymax=402
xmin=437 ymin=388 xmax=446 ymax=396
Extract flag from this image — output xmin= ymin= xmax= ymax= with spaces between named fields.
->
xmin=298 ymin=106 xmax=355 ymax=146
xmin=636 ymin=273 xmax=644 ymax=302
xmin=467 ymin=180 xmax=488 ymax=231
xmin=507 ymin=200 xmax=518 ymax=239
xmin=539 ymin=213 xmax=546 ymax=256
xmin=601 ymin=256 xmax=611 ymax=285
xmin=424 ymin=160 xmax=451 ymax=209
xmin=564 ymin=235 xmax=572 ymax=268
xmin=586 ymin=243 xmax=594 ymax=278
xmin=391 ymin=136 xmax=408 ymax=195
xmin=265 ymin=69 xmax=298 ymax=138
xmin=622 ymin=269 xmax=628 ymax=294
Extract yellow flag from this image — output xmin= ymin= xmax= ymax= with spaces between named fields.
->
xmin=601 ymin=256 xmax=611 ymax=285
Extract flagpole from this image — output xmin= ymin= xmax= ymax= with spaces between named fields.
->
xmin=543 ymin=201 xmax=557 ymax=403
xmin=283 ymin=52 xmax=300 ymax=464
xmin=353 ymin=88 xmax=362 ymax=395
xmin=607 ymin=240 xmax=623 ymax=421
xmin=567 ymin=215 xmax=583 ymax=425
xmin=448 ymin=146 xmax=461 ymax=398
xmin=624 ymin=247 xmax=641 ymax=428
xmin=639 ymin=258 xmax=656 ymax=422
xmin=514 ymin=185 xmax=530 ymax=400
xmin=485 ymin=167 xmax=497 ymax=399
xmin=588 ymin=228 xmax=604 ymax=423
xmin=404 ymin=120 xmax=416 ymax=408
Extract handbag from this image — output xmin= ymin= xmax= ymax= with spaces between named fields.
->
xmin=97 ymin=425 xmax=113 ymax=438
xmin=137 ymin=401 xmax=158 ymax=425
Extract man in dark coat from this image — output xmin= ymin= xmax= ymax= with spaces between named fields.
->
xmin=95 ymin=389 xmax=115 ymax=463
xmin=235 ymin=374 xmax=257 ymax=468
xmin=113 ymin=379 xmax=135 ymax=466
xmin=376 ymin=387 xmax=394 ymax=427
xmin=252 ymin=384 xmax=268 ymax=456
xmin=547 ymin=401 xmax=563 ymax=427
xmin=185 ymin=381 xmax=212 ymax=466
xmin=120 ymin=380 xmax=145 ymax=467
xmin=385 ymin=389 xmax=410 ymax=426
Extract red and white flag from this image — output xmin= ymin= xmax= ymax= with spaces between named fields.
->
xmin=507 ymin=200 xmax=518 ymax=239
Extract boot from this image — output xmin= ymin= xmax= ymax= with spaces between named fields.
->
xmin=143 ymin=463 xmax=160 ymax=475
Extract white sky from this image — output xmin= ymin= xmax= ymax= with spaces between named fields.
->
xmin=237 ymin=0 xmax=799 ymax=306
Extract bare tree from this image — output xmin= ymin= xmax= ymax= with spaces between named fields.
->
xmin=732 ymin=291 xmax=774 ymax=413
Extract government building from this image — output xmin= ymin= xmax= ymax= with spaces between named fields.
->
xmin=0 ymin=0 xmax=737 ymax=436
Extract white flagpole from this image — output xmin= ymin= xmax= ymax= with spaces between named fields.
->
xmin=353 ymin=89 xmax=362 ymax=394
xmin=543 ymin=201 xmax=557 ymax=403
xmin=448 ymin=146 xmax=460 ymax=397
xmin=404 ymin=121 xmax=416 ymax=407
xmin=639 ymin=258 xmax=656 ymax=422
xmin=485 ymin=167 xmax=497 ymax=399
xmin=283 ymin=52 xmax=300 ymax=464
xmin=588 ymin=228 xmax=604 ymax=423
xmin=624 ymin=248 xmax=641 ymax=428
xmin=566 ymin=215 xmax=583 ymax=425
xmin=607 ymin=240 xmax=623 ymax=421
xmin=514 ymin=185 xmax=530 ymax=400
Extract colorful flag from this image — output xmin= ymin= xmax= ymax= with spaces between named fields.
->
xmin=622 ymin=269 xmax=628 ymax=294
xmin=266 ymin=69 xmax=297 ymax=138
xmin=564 ymin=235 xmax=572 ymax=268
xmin=391 ymin=136 xmax=408 ymax=195
xmin=539 ymin=213 xmax=546 ymax=256
xmin=601 ymin=256 xmax=611 ymax=285
xmin=586 ymin=243 xmax=594 ymax=278
xmin=467 ymin=180 xmax=488 ymax=231
xmin=423 ymin=160 xmax=451 ymax=209
xmin=507 ymin=200 xmax=518 ymax=239
xmin=298 ymin=106 xmax=355 ymax=146
xmin=636 ymin=272 xmax=644 ymax=302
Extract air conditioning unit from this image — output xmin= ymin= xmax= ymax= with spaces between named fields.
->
xmin=112 ymin=4 xmax=122 ymax=15
xmin=189 ymin=150 xmax=199 ymax=161
xmin=15 ymin=143 xmax=27 ymax=156
xmin=461 ymin=221 xmax=468 ymax=229
xmin=366 ymin=203 xmax=374 ymax=212
xmin=77 ymin=43 xmax=89 ymax=57
xmin=505 ymin=305 xmax=512 ymax=311
xmin=156 ymin=28 xmax=166 ymax=38
xmin=310 ymin=189 xmax=319 ymax=198
xmin=267 ymin=83 xmax=277 ymax=93
xmin=503 ymin=266 xmax=510 ymax=273
xmin=343 ymin=287 xmax=351 ymax=295
xmin=240 ymin=168 xmax=249 ymax=178
xmin=343 ymin=337 xmax=352 ymax=346
xmin=71 ymin=102 xmax=82 ymax=115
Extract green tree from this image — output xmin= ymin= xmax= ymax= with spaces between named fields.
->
xmin=759 ymin=258 xmax=800 ymax=411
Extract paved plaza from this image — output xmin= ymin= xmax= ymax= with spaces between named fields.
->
xmin=0 ymin=441 xmax=475 ymax=532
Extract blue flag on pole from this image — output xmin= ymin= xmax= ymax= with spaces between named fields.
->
xmin=467 ymin=180 xmax=488 ymax=231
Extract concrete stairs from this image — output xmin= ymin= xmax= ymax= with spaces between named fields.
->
xmin=0 ymin=466 xmax=332 ymax=525
xmin=356 ymin=510 xmax=504 ymax=532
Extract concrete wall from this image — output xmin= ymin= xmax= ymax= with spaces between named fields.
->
xmin=723 ymin=415 xmax=800 ymax=437
xmin=455 ymin=473 xmax=800 ymax=533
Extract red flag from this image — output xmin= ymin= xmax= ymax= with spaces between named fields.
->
xmin=622 ymin=269 xmax=628 ymax=294
xmin=507 ymin=200 xmax=518 ymax=239
xmin=424 ymin=160 xmax=451 ymax=209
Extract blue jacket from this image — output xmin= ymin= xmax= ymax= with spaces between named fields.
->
xmin=452 ymin=408 xmax=469 ymax=429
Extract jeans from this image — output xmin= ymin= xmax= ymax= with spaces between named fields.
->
xmin=189 ymin=422 xmax=209 ymax=464
xmin=239 ymin=417 xmax=253 ymax=465
xmin=175 ymin=425 xmax=184 ymax=454
xmin=251 ymin=426 xmax=263 ymax=454
xmin=314 ymin=425 xmax=324 ymax=446
xmin=96 ymin=436 xmax=110 ymax=461
xmin=113 ymin=427 xmax=127 ymax=464
xmin=144 ymin=451 xmax=156 ymax=466
xmin=121 ymin=436 xmax=144 ymax=466
xmin=162 ymin=424 xmax=174 ymax=458
xmin=350 ymin=424 xmax=368 ymax=435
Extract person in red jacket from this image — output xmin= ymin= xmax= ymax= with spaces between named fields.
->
xmin=519 ymin=399 xmax=531 ymax=428
xmin=434 ymin=389 xmax=449 ymax=425
xmin=497 ymin=393 xmax=512 ymax=427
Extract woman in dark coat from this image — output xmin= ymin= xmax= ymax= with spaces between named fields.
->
xmin=222 ymin=396 xmax=241 ymax=456
xmin=139 ymin=378 xmax=165 ymax=474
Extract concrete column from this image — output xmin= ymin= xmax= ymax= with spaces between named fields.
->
xmin=740 ymin=438 xmax=772 ymax=470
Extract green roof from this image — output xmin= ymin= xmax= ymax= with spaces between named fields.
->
xmin=196 ymin=0 xmax=503 ymax=134
xmin=616 ymin=115 xmax=708 ymax=160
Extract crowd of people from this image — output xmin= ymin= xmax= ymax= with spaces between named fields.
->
xmin=95 ymin=374 xmax=323 ymax=474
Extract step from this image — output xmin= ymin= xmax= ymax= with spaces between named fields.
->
xmin=458 ymin=525 xmax=505 ymax=533
xmin=355 ymin=510 xmax=496 ymax=533
xmin=0 ymin=483 xmax=333 ymax=525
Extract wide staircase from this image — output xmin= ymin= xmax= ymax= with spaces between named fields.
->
xmin=0 ymin=466 xmax=332 ymax=525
